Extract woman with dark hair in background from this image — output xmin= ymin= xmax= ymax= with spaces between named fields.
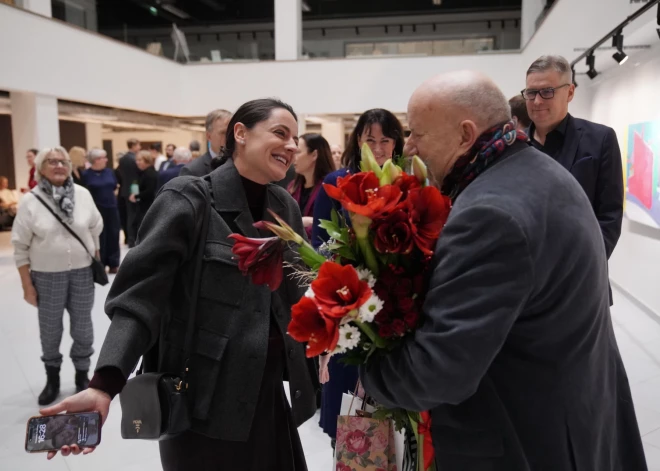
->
xmin=129 ymin=150 xmax=158 ymax=234
xmin=43 ymin=99 xmax=318 ymax=471
xmin=23 ymin=148 xmax=39 ymax=192
xmin=288 ymin=133 xmax=335 ymax=239
xmin=311 ymin=108 xmax=405 ymax=450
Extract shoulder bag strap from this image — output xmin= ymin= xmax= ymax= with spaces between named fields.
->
xmin=33 ymin=193 xmax=96 ymax=260
xmin=180 ymin=179 xmax=212 ymax=382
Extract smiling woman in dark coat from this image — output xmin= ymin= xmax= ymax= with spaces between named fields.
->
xmin=42 ymin=99 xmax=319 ymax=471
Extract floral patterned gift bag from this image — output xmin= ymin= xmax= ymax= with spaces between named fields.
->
xmin=335 ymin=415 xmax=398 ymax=471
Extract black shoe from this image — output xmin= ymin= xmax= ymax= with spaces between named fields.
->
xmin=38 ymin=366 xmax=60 ymax=406
xmin=75 ymin=370 xmax=90 ymax=393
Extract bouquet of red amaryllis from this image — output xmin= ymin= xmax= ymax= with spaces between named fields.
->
xmin=228 ymin=144 xmax=451 ymax=471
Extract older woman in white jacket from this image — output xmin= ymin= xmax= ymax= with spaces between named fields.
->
xmin=12 ymin=147 xmax=103 ymax=406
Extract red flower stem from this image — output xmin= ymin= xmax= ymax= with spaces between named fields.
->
xmin=297 ymin=241 xmax=327 ymax=270
xmin=354 ymin=320 xmax=388 ymax=349
xmin=407 ymin=411 xmax=425 ymax=471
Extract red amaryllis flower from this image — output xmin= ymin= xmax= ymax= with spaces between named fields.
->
xmin=345 ymin=430 xmax=372 ymax=455
xmin=371 ymin=209 xmax=415 ymax=255
xmin=311 ymin=262 xmax=372 ymax=318
xmin=407 ymin=186 xmax=451 ymax=256
xmin=288 ymin=297 xmax=340 ymax=357
xmin=393 ymin=173 xmax=422 ymax=200
xmin=323 ymin=172 xmax=402 ymax=219
xmin=228 ymin=234 xmax=285 ymax=291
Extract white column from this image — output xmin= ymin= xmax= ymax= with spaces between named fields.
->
xmin=10 ymin=92 xmax=59 ymax=187
xmin=274 ymin=0 xmax=301 ymax=61
xmin=85 ymin=122 xmax=103 ymax=150
xmin=18 ymin=0 xmax=52 ymax=17
xmin=520 ymin=0 xmax=545 ymax=48
xmin=321 ymin=118 xmax=345 ymax=147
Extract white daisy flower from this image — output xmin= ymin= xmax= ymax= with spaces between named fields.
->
xmin=356 ymin=267 xmax=376 ymax=288
xmin=336 ymin=324 xmax=361 ymax=352
xmin=304 ymin=286 xmax=315 ymax=299
xmin=330 ymin=344 xmax=347 ymax=356
xmin=358 ymin=293 xmax=384 ymax=323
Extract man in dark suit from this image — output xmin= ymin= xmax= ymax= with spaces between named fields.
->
xmin=524 ymin=55 xmax=623 ymax=260
xmin=180 ymin=109 xmax=231 ymax=177
xmin=116 ymin=139 xmax=140 ymax=247
xmin=158 ymin=146 xmax=191 ymax=189
xmin=360 ymin=71 xmax=647 ymax=471
xmin=160 ymin=143 xmax=175 ymax=172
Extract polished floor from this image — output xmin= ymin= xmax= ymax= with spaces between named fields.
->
xmin=1 ymin=230 xmax=660 ymax=470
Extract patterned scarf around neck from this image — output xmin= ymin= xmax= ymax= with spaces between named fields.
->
xmin=39 ymin=176 xmax=75 ymax=224
xmin=441 ymin=120 xmax=528 ymax=201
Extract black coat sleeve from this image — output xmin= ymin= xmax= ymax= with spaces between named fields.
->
xmin=96 ymin=177 xmax=207 ymax=377
xmin=360 ymin=205 xmax=534 ymax=411
xmin=137 ymin=169 xmax=158 ymax=202
xmin=595 ymin=128 xmax=624 ymax=259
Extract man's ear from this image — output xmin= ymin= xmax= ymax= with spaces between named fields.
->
xmin=457 ymin=120 xmax=479 ymax=155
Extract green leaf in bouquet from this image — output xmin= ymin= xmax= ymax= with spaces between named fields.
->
xmin=357 ymin=456 xmax=367 ymax=468
xmin=360 ymin=451 xmax=371 ymax=461
xmin=298 ymin=244 xmax=326 ymax=270
xmin=331 ymin=208 xmax=340 ymax=226
xmin=332 ymin=244 xmax=357 ymax=261
xmin=346 ymin=451 xmax=357 ymax=460
xmin=318 ymin=219 xmax=343 ymax=241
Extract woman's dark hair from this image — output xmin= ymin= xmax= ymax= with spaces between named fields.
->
xmin=290 ymin=133 xmax=336 ymax=193
xmin=212 ymin=98 xmax=297 ymax=169
xmin=342 ymin=109 xmax=405 ymax=169
xmin=28 ymin=148 xmax=39 ymax=156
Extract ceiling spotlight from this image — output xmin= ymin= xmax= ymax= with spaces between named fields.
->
xmin=613 ymin=50 xmax=628 ymax=64
xmin=612 ymin=32 xmax=628 ymax=65
xmin=586 ymin=53 xmax=598 ymax=79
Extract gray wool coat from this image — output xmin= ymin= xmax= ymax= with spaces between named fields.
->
xmin=97 ymin=158 xmax=318 ymax=441
xmin=360 ymin=142 xmax=647 ymax=471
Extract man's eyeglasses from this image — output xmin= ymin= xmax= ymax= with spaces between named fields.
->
xmin=45 ymin=158 xmax=72 ymax=168
xmin=521 ymin=84 xmax=571 ymax=101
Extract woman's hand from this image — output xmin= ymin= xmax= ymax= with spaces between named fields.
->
xmin=302 ymin=216 xmax=314 ymax=228
xmin=128 ymin=194 xmax=136 ymax=203
xmin=40 ymin=388 xmax=112 ymax=460
xmin=95 ymin=250 xmax=101 ymax=260
xmin=23 ymin=283 xmax=38 ymax=307
xmin=319 ymin=354 xmax=330 ymax=384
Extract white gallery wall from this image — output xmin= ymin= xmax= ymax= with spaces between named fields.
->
xmin=0 ymin=3 xmax=524 ymax=116
xmin=587 ymin=45 xmax=660 ymax=316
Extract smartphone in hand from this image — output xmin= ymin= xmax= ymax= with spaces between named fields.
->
xmin=25 ymin=412 xmax=102 ymax=453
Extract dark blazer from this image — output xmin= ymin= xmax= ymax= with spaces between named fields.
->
xmin=360 ymin=142 xmax=646 ymax=471
xmin=157 ymin=163 xmax=185 ymax=190
xmin=97 ymin=159 xmax=318 ymax=441
xmin=528 ymin=114 xmax=623 ymax=258
xmin=116 ymin=151 xmax=139 ymax=198
xmin=135 ymin=166 xmax=158 ymax=215
xmin=180 ymin=152 xmax=213 ymax=177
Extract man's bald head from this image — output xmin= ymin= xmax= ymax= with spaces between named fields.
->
xmin=410 ymin=71 xmax=511 ymax=131
xmin=405 ymin=71 xmax=511 ymax=183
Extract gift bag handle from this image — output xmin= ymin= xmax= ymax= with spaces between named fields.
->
xmin=348 ymin=379 xmax=369 ymax=416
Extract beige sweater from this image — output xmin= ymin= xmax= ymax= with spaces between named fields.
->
xmin=12 ymin=185 xmax=104 ymax=272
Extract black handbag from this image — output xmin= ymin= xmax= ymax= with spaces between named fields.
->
xmin=34 ymin=193 xmax=109 ymax=286
xmin=118 ymin=182 xmax=211 ymax=440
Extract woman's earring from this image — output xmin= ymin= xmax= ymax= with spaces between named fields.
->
xmin=239 ymin=139 xmax=245 ymax=145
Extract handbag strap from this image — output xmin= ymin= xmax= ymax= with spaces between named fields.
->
xmin=33 ymin=193 xmax=96 ymax=261
xmin=180 ymin=179 xmax=212 ymax=384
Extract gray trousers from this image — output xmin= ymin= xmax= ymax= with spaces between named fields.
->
xmin=31 ymin=267 xmax=95 ymax=371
